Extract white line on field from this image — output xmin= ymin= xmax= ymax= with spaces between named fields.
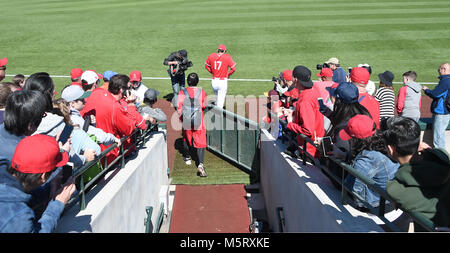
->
xmin=4 ymin=74 xmax=439 ymax=85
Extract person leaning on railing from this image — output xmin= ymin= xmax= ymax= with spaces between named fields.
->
xmin=383 ymin=116 xmax=450 ymax=231
xmin=340 ymin=115 xmax=400 ymax=210
xmin=80 ymin=74 xmax=154 ymax=165
xmin=284 ymin=65 xmax=325 ymax=158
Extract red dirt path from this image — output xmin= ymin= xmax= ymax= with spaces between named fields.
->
xmin=169 ymin=185 xmax=251 ymax=233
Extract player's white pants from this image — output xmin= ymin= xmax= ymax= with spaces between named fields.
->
xmin=211 ymin=78 xmax=228 ymax=108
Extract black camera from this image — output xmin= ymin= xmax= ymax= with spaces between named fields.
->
xmin=272 ymin=72 xmax=285 ymax=90
xmin=316 ymin=63 xmax=330 ymax=70
xmin=272 ymin=72 xmax=283 ymax=84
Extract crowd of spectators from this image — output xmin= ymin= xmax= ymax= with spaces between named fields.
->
xmin=267 ymin=59 xmax=450 ymax=231
xmin=0 ymin=57 xmax=167 ymax=232
xmin=0 ymin=53 xmax=449 ymax=232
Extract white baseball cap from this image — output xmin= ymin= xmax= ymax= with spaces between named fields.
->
xmin=325 ymin=57 xmax=340 ymax=65
xmin=61 ymin=85 xmax=91 ymax=102
xmin=81 ymin=70 xmax=99 ymax=84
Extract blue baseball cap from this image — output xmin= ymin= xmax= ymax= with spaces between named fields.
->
xmin=102 ymin=70 xmax=118 ymax=81
xmin=334 ymin=82 xmax=359 ymax=104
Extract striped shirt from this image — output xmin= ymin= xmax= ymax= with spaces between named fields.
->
xmin=374 ymin=87 xmax=395 ymax=118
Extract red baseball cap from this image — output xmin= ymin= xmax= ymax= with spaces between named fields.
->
xmin=0 ymin=58 xmax=8 ymax=67
xmin=130 ymin=70 xmax=142 ymax=82
xmin=350 ymin=67 xmax=370 ymax=85
xmin=218 ymin=44 xmax=227 ymax=51
xmin=282 ymin=69 xmax=293 ymax=81
xmin=70 ymin=68 xmax=83 ymax=79
xmin=11 ymin=135 xmax=69 ymax=174
xmin=339 ymin=115 xmax=376 ymax=141
xmin=316 ymin=68 xmax=333 ymax=78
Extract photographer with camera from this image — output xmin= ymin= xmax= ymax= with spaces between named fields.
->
xmin=317 ymin=57 xmax=347 ymax=85
xmin=163 ymin=49 xmax=193 ymax=96
xmin=273 ymin=69 xmax=299 ymax=109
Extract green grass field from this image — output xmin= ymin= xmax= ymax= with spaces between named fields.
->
xmin=2 ymin=0 xmax=450 ymax=98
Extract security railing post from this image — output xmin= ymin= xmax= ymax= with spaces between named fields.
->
xmin=302 ymin=141 xmax=307 ymax=165
xmin=80 ymin=177 xmax=86 ymax=211
xmin=341 ymin=167 xmax=347 ymax=205
xmin=378 ymin=197 xmax=386 ymax=217
xmin=120 ymin=141 xmax=125 ymax=168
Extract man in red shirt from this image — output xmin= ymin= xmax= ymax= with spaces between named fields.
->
xmin=350 ymin=67 xmax=380 ymax=129
xmin=81 ymin=74 xmax=151 ymax=165
xmin=70 ymin=68 xmax=83 ymax=88
xmin=205 ymin=44 xmax=236 ymax=109
xmin=314 ymin=68 xmax=336 ymax=107
xmin=278 ymin=69 xmax=300 ymax=108
xmin=285 ymin=65 xmax=325 ymax=158
xmin=177 ymin=73 xmax=208 ymax=177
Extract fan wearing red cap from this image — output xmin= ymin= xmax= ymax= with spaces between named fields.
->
xmin=70 ymin=68 xmax=83 ymax=88
xmin=278 ymin=69 xmax=300 ymax=108
xmin=350 ymin=67 xmax=380 ymax=129
xmin=338 ymin=114 xmax=376 ymax=141
xmin=339 ymin=115 xmax=401 ymax=210
xmin=314 ymin=68 xmax=337 ymax=108
xmin=0 ymin=57 xmax=8 ymax=82
xmin=0 ymin=134 xmax=76 ymax=233
xmin=205 ymin=44 xmax=237 ymax=108
xmin=129 ymin=70 xmax=149 ymax=106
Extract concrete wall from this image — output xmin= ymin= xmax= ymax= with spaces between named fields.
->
xmin=55 ymin=130 xmax=169 ymax=233
xmin=260 ymin=129 xmax=384 ymax=232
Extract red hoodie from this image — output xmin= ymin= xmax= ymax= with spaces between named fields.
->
xmin=287 ymin=88 xmax=325 ymax=158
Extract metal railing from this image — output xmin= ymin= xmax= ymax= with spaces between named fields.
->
xmin=283 ymin=126 xmax=436 ymax=232
xmin=205 ymin=104 xmax=260 ymax=180
xmin=65 ymin=124 xmax=160 ymax=211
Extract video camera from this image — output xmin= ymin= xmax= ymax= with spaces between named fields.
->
xmin=272 ymin=72 xmax=285 ymax=89
xmin=316 ymin=63 xmax=330 ymax=70
xmin=169 ymin=50 xmax=193 ymax=76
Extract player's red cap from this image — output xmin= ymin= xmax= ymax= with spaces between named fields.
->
xmin=0 ymin=58 xmax=8 ymax=67
xmin=70 ymin=68 xmax=83 ymax=79
xmin=339 ymin=115 xmax=376 ymax=141
xmin=130 ymin=70 xmax=142 ymax=82
xmin=282 ymin=70 xmax=293 ymax=81
xmin=11 ymin=135 xmax=69 ymax=174
xmin=316 ymin=68 xmax=333 ymax=78
xmin=218 ymin=44 xmax=227 ymax=51
xmin=350 ymin=67 xmax=370 ymax=85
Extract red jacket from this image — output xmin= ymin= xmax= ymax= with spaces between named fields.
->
xmin=358 ymin=92 xmax=380 ymax=129
xmin=287 ymin=88 xmax=325 ymax=158
xmin=81 ymin=88 xmax=141 ymax=164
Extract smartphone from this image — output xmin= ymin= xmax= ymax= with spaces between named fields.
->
xmin=61 ymin=165 xmax=73 ymax=185
xmin=317 ymin=98 xmax=327 ymax=113
xmin=322 ymin=136 xmax=333 ymax=157
xmin=58 ymin=124 xmax=74 ymax=144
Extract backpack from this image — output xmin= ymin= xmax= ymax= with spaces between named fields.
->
xmin=445 ymin=91 xmax=450 ymax=112
xmin=181 ymin=87 xmax=203 ymax=130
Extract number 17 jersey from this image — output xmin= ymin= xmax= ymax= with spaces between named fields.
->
xmin=205 ymin=53 xmax=236 ymax=79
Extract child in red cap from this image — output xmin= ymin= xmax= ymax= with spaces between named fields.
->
xmin=0 ymin=134 xmax=75 ymax=233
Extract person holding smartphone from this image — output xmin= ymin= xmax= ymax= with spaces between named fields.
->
xmin=0 ymin=134 xmax=75 ymax=233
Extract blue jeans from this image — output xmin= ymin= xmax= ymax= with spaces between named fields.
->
xmin=170 ymin=72 xmax=185 ymax=95
xmin=433 ymin=113 xmax=450 ymax=149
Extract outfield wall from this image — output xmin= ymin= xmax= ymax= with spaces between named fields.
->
xmin=55 ymin=131 xmax=169 ymax=233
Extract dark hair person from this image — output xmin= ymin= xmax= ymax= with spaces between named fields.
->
xmin=0 ymin=90 xmax=47 ymax=162
xmin=23 ymin=72 xmax=55 ymax=112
